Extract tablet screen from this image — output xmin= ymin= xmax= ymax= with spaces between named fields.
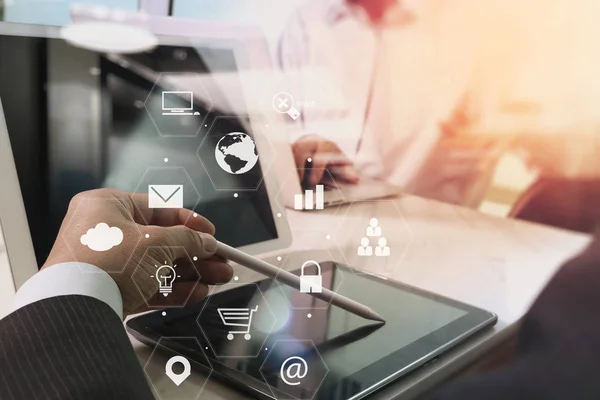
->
xmin=134 ymin=262 xmax=495 ymax=399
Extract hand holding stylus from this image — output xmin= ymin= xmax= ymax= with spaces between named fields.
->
xmin=43 ymin=189 xmax=233 ymax=315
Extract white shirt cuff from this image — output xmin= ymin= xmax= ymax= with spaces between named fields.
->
xmin=12 ymin=262 xmax=123 ymax=319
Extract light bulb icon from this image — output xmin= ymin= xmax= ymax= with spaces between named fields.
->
xmin=152 ymin=262 xmax=180 ymax=297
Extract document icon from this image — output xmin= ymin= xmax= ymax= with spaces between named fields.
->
xmin=148 ymin=185 xmax=183 ymax=209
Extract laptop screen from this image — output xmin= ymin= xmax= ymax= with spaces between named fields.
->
xmin=2 ymin=37 xmax=278 ymax=266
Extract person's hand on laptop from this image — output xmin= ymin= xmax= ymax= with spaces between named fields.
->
xmin=42 ymin=189 xmax=233 ymax=315
xmin=293 ymin=134 xmax=360 ymax=186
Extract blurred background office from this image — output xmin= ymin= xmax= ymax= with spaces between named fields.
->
xmin=2 ymin=0 xmax=600 ymax=233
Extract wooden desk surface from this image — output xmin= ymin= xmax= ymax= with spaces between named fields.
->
xmin=129 ymin=195 xmax=590 ymax=399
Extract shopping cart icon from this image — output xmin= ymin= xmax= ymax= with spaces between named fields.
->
xmin=218 ymin=305 xmax=259 ymax=341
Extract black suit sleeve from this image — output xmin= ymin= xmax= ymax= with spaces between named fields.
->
xmin=0 ymin=295 xmax=153 ymax=400
xmin=428 ymin=235 xmax=600 ymax=400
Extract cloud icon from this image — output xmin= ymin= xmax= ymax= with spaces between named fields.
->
xmin=80 ymin=222 xmax=124 ymax=252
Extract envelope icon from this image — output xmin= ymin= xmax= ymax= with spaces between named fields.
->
xmin=148 ymin=185 xmax=183 ymax=209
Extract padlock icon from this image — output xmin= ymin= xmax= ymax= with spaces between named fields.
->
xmin=300 ymin=260 xmax=322 ymax=293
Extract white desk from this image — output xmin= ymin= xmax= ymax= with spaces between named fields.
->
xmin=129 ymin=195 xmax=590 ymax=399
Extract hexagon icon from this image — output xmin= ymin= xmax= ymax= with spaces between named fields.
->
xmin=332 ymin=199 xmax=412 ymax=277
xmin=260 ymin=340 xmax=329 ymax=400
xmin=197 ymin=282 xmax=277 ymax=358
xmin=275 ymin=167 xmax=346 ymax=222
xmin=144 ymin=72 xmax=212 ymax=137
xmin=131 ymin=246 xmax=200 ymax=309
xmin=144 ymin=337 xmax=212 ymax=400
xmin=276 ymin=242 xmax=346 ymax=311
xmin=60 ymin=195 xmax=142 ymax=274
xmin=197 ymin=116 xmax=276 ymax=191
xmin=132 ymin=167 xmax=201 ymax=224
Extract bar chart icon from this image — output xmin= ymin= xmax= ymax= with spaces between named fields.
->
xmin=294 ymin=185 xmax=324 ymax=210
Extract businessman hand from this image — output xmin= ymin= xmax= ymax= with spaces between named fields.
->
xmin=42 ymin=189 xmax=233 ymax=315
xmin=292 ymin=134 xmax=360 ymax=186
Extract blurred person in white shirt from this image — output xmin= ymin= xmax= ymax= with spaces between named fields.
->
xmin=278 ymin=0 xmax=514 ymax=207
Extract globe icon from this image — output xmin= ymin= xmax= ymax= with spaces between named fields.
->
xmin=215 ymin=132 xmax=259 ymax=175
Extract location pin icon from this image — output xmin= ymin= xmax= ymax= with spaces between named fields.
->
xmin=165 ymin=355 xmax=192 ymax=386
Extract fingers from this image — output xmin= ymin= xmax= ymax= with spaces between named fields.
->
xmin=208 ymin=253 xmax=228 ymax=263
xmin=183 ymin=211 xmax=216 ymax=235
xmin=156 ymin=225 xmax=231 ymax=282
xmin=174 ymin=258 xmax=233 ymax=284
xmin=306 ymin=165 xmax=327 ymax=186
xmin=329 ymin=164 xmax=360 ymax=184
xmin=293 ymin=135 xmax=356 ymax=186
xmin=185 ymin=283 xmax=212 ymax=304
xmin=128 ymin=192 xmax=215 ymax=234
xmin=292 ymin=137 xmax=318 ymax=181
xmin=310 ymin=144 xmax=356 ymax=185
xmin=146 ymin=225 xmax=218 ymax=262
xmin=197 ymin=260 xmax=234 ymax=284
xmin=173 ymin=259 xmax=201 ymax=280
xmin=308 ymin=142 xmax=331 ymax=185
xmin=135 ymin=256 xmax=231 ymax=313
xmin=147 ymin=282 xmax=210 ymax=308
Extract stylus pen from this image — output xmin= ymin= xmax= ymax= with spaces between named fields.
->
xmin=216 ymin=241 xmax=386 ymax=323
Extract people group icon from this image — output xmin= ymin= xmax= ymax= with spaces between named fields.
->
xmin=357 ymin=237 xmax=373 ymax=256
xmin=357 ymin=218 xmax=390 ymax=257
xmin=366 ymin=218 xmax=382 ymax=237
xmin=375 ymin=237 xmax=390 ymax=257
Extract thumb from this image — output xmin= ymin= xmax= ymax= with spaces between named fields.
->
xmin=155 ymin=225 xmax=218 ymax=260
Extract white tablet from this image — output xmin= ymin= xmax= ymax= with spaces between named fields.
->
xmin=0 ymin=21 xmax=291 ymax=293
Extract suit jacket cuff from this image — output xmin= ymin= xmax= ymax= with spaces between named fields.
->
xmin=12 ymin=262 xmax=123 ymax=319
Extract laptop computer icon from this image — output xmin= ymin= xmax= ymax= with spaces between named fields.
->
xmin=161 ymin=91 xmax=197 ymax=116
